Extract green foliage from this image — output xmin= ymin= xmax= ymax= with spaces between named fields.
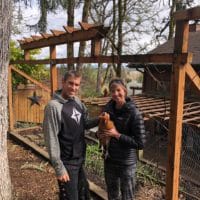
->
xmin=80 ymin=65 xmax=99 ymax=98
xmin=10 ymin=40 xmax=50 ymax=88
xmin=136 ymin=161 xmax=161 ymax=185
xmin=85 ymin=144 xmax=104 ymax=178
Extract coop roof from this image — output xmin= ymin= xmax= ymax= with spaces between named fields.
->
xmin=149 ymin=31 xmax=200 ymax=65
xmin=82 ymin=95 xmax=200 ymax=128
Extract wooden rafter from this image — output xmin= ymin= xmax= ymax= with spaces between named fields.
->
xmin=23 ymin=37 xmax=33 ymax=43
xmin=79 ymin=22 xmax=102 ymax=30
xmin=31 ymin=35 xmax=43 ymax=41
xmin=50 ymin=29 xmax=66 ymax=36
xmin=19 ymin=23 xmax=109 ymax=50
xmin=40 ymin=33 xmax=53 ymax=39
xmin=63 ymin=26 xmax=79 ymax=33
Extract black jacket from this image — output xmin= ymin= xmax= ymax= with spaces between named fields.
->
xmin=103 ymin=97 xmax=145 ymax=165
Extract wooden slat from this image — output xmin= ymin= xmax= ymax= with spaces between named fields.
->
xmin=20 ymin=27 xmax=109 ymax=50
xmin=142 ymin=106 xmax=170 ymax=114
xmin=40 ymin=33 xmax=53 ymax=39
xmin=63 ymin=26 xmax=80 ymax=33
xmin=174 ymin=6 xmax=200 ymax=21
xmin=31 ymin=35 xmax=43 ymax=41
xmin=185 ymin=63 xmax=200 ymax=91
xmin=183 ymin=116 xmax=200 ymax=123
xmin=50 ymin=29 xmax=65 ymax=36
xmin=23 ymin=37 xmax=33 ymax=43
xmin=79 ymin=22 xmax=102 ymax=30
xmin=10 ymin=65 xmax=51 ymax=93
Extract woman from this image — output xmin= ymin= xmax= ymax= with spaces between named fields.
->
xmin=100 ymin=78 xmax=145 ymax=200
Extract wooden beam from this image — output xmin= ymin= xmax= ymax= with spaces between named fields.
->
xmin=174 ymin=6 xmax=200 ymax=21
xmin=10 ymin=53 xmax=191 ymax=65
xmin=166 ymin=20 xmax=189 ymax=200
xmin=185 ymin=63 xmax=200 ymax=91
xmin=10 ymin=65 xmax=51 ymax=93
xmin=20 ymin=27 xmax=109 ymax=50
xmin=50 ymin=46 xmax=58 ymax=95
xmin=8 ymin=65 xmax=14 ymax=131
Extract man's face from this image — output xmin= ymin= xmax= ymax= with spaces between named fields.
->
xmin=62 ymin=76 xmax=81 ymax=98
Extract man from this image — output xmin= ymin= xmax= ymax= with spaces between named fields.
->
xmin=43 ymin=70 xmax=99 ymax=200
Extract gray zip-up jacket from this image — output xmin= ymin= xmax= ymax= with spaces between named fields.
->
xmin=43 ymin=90 xmax=98 ymax=176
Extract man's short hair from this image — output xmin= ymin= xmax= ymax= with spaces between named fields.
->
xmin=63 ymin=70 xmax=82 ymax=81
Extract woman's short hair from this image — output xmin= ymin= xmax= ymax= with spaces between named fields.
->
xmin=109 ymin=78 xmax=126 ymax=90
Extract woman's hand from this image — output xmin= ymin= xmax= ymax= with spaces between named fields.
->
xmin=102 ymin=128 xmax=121 ymax=140
xmin=57 ymin=171 xmax=70 ymax=182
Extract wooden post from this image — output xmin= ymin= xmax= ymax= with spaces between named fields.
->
xmin=91 ymin=39 xmax=101 ymax=56
xmin=166 ymin=20 xmax=189 ymax=200
xmin=24 ymin=49 xmax=30 ymax=60
xmin=8 ymin=65 xmax=14 ymax=131
xmin=50 ymin=45 xmax=58 ymax=95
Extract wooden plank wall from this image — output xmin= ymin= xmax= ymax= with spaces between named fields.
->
xmin=13 ymin=87 xmax=50 ymax=124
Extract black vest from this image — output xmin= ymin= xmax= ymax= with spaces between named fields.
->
xmin=58 ymin=99 xmax=86 ymax=165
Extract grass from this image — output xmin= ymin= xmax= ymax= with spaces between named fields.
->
xmin=85 ymin=144 xmax=161 ymax=186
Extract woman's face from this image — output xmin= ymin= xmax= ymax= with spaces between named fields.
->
xmin=110 ymin=84 xmax=126 ymax=107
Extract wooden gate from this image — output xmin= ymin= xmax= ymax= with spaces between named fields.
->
xmin=8 ymin=65 xmax=51 ymax=127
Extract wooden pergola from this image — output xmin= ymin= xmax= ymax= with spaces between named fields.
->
xmin=9 ymin=7 xmax=200 ymax=200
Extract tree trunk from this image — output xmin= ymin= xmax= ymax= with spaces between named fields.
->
xmin=77 ymin=0 xmax=91 ymax=71
xmin=67 ymin=0 xmax=75 ymax=70
xmin=0 ymin=0 xmax=12 ymax=199
xmin=38 ymin=0 xmax=48 ymax=32
xmin=117 ymin=0 xmax=123 ymax=77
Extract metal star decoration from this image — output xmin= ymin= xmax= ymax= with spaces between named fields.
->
xmin=27 ymin=91 xmax=42 ymax=106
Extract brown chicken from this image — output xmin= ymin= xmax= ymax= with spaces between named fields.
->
xmin=98 ymin=112 xmax=115 ymax=159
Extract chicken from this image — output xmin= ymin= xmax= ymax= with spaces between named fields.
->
xmin=98 ymin=112 xmax=115 ymax=159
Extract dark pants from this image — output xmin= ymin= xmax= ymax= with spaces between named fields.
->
xmin=104 ymin=162 xmax=136 ymax=200
xmin=58 ymin=165 xmax=90 ymax=200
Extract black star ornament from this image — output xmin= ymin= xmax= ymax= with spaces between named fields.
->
xmin=27 ymin=91 xmax=42 ymax=106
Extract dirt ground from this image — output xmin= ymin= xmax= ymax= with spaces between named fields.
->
xmin=8 ymin=138 xmax=177 ymax=200
xmin=8 ymin=139 xmax=59 ymax=200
